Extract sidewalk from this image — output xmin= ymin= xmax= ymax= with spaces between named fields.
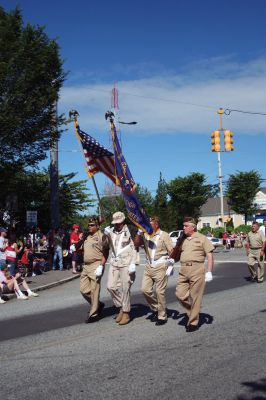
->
xmin=4 ymin=269 xmax=81 ymax=300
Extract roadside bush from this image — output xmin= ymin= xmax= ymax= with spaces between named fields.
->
xmin=234 ymin=224 xmax=251 ymax=234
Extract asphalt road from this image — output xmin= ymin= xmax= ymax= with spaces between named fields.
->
xmin=1 ymin=251 xmax=266 ymax=400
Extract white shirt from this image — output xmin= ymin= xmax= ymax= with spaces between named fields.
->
xmin=0 ymin=236 xmax=7 ymax=261
xmin=259 ymin=225 xmax=266 ymax=236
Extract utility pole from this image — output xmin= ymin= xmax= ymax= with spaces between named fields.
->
xmin=50 ymin=100 xmax=60 ymax=228
xmin=217 ymin=108 xmax=225 ymax=231
xmin=210 ymin=108 xmax=234 ymax=231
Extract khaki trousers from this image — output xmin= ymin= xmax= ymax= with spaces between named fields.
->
xmin=248 ymin=249 xmax=264 ymax=281
xmin=80 ymin=261 xmax=101 ymax=317
xmin=107 ymin=264 xmax=134 ymax=312
xmin=175 ymin=263 xmax=205 ymax=326
xmin=141 ymin=263 xmax=168 ymax=321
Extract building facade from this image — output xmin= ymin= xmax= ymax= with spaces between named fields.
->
xmin=198 ymin=188 xmax=266 ymax=229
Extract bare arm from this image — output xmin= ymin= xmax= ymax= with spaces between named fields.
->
xmin=206 ymin=251 xmax=214 ymax=273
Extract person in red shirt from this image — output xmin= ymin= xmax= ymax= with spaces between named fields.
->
xmin=70 ymin=224 xmax=83 ymax=274
xmin=222 ymin=231 xmax=228 ymax=250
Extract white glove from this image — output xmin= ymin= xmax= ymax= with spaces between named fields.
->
xmin=70 ymin=244 xmax=76 ymax=253
xmin=167 ymin=258 xmax=175 ymax=266
xmin=104 ymin=226 xmax=111 ymax=235
xmin=128 ymin=264 xmax=136 ymax=274
xmin=165 ymin=266 xmax=174 ymax=277
xmin=136 ymin=229 xmax=143 ymax=235
xmin=95 ymin=265 xmax=103 ymax=277
xmin=205 ymin=271 xmax=213 ymax=282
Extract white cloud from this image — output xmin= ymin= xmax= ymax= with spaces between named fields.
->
xmin=60 ymin=55 xmax=266 ymax=135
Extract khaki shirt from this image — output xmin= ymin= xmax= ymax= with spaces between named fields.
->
xmin=180 ymin=232 xmax=214 ymax=263
xmin=110 ymin=225 xmax=135 ymax=267
xmin=144 ymin=230 xmax=173 ymax=263
xmin=83 ymin=230 xmax=108 ymax=264
xmin=247 ymin=231 xmax=265 ymax=249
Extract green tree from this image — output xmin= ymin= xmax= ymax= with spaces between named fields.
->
xmin=58 ymin=173 xmax=94 ymax=227
xmin=168 ymin=172 xmax=218 ymax=230
xmin=154 ymin=172 xmax=170 ymax=230
xmin=99 ymin=184 xmax=154 ymax=227
xmin=0 ymin=6 xmax=66 ymax=168
xmin=135 ymin=184 xmax=154 ymax=217
xmin=0 ymin=170 xmax=94 ymax=231
xmin=100 ymin=194 xmax=126 ymax=225
xmin=226 ymin=170 xmax=261 ymax=224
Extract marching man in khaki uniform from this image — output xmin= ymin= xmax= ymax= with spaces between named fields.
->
xmin=78 ymin=217 xmax=109 ymax=323
xmin=245 ymin=221 xmax=265 ymax=283
xmin=105 ymin=212 xmax=136 ymax=326
xmin=137 ymin=216 xmax=174 ymax=326
xmin=175 ymin=217 xmax=214 ymax=332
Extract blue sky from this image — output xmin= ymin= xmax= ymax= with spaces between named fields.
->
xmin=2 ymin=0 xmax=266 ymax=200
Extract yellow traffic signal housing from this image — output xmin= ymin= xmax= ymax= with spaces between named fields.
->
xmin=224 ymin=130 xmax=234 ymax=151
xmin=211 ymin=130 xmax=221 ymax=152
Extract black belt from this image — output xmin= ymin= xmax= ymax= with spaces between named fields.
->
xmin=250 ymin=247 xmax=261 ymax=250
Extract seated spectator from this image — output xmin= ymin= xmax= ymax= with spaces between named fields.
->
xmin=0 ymin=265 xmax=39 ymax=300
xmin=32 ymin=255 xmax=47 ymax=274
xmin=20 ymin=244 xmax=48 ymax=276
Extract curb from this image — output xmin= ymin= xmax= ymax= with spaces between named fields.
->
xmin=31 ymin=273 xmax=81 ymax=292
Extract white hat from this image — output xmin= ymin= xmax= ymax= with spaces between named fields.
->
xmin=112 ymin=211 xmax=125 ymax=224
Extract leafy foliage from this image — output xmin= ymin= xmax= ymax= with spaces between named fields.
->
xmin=0 ymin=169 xmax=94 ymax=232
xmin=154 ymin=172 xmax=170 ymax=230
xmin=167 ymin=173 xmax=218 ymax=230
xmin=226 ymin=171 xmax=261 ymax=224
xmin=0 ymin=6 xmax=66 ymax=168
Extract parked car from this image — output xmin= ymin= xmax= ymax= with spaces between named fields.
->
xmin=207 ymin=237 xmax=223 ymax=248
xmin=169 ymin=230 xmax=183 ymax=246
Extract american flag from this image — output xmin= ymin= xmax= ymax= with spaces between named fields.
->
xmin=77 ymin=128 xmax=117 ymax=184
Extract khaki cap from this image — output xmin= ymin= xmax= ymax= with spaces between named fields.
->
xmin=88 ymin=216 xmax=99 ymax=225
xmin=183 ymin=217 xmax=197 ymax=225
xmin=112 ymin=211 xmax=125 ymax=224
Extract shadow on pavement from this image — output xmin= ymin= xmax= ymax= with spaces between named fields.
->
xmin=235 ymin=377 xmax=266 ymax=400
xmin=175 ymin=312 xmax=214 ymax=330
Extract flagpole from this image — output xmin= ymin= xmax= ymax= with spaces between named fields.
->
xmin=69 ymin=110 xmax=102 ymax=214
xmin=69 ymin=110 xmax=116 ymax=257
xmin=105 ymin=111 xmax=152 ymax=264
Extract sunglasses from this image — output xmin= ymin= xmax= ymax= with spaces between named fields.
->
xmin=88 ymin=223 xmax=96 ymax=227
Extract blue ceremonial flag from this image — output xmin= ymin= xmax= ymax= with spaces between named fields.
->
xmin=111 ymin=123 xmax=153 ymax=235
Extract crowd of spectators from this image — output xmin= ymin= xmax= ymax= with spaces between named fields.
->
xmin=0 ymin=223 xmax=85 ymax=304
xmin=0 ymin=227 xmax=39 ymax=303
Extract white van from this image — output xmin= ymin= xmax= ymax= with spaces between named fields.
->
xmin=169 ymin=230 xmax=183 ymax=246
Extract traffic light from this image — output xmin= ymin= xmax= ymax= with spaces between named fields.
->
xmin=211 ymin=130 xmax=221 ymax=152
xmin=224 ymin=130 xmax=234 ymax=151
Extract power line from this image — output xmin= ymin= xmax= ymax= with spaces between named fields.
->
xmin=224 ymin=108 xmax=266 ymax=116
xmin=84 ymin=87 xmax=217 ymax=111
xmin=74 ymin=86 xmax=266 ymax=116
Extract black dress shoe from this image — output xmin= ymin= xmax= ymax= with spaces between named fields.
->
xmin=186 ymin=324 xmax=198 ymax=332
xmin=85 ymin=315 xmax=99 ymax=324
xmin=98 ymin=301 xmax=105 ymax=317
xmin=155 ymin=319 xmax=167 ymax=326
xmin=146 ymin=312 xmax=158 ymax=322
